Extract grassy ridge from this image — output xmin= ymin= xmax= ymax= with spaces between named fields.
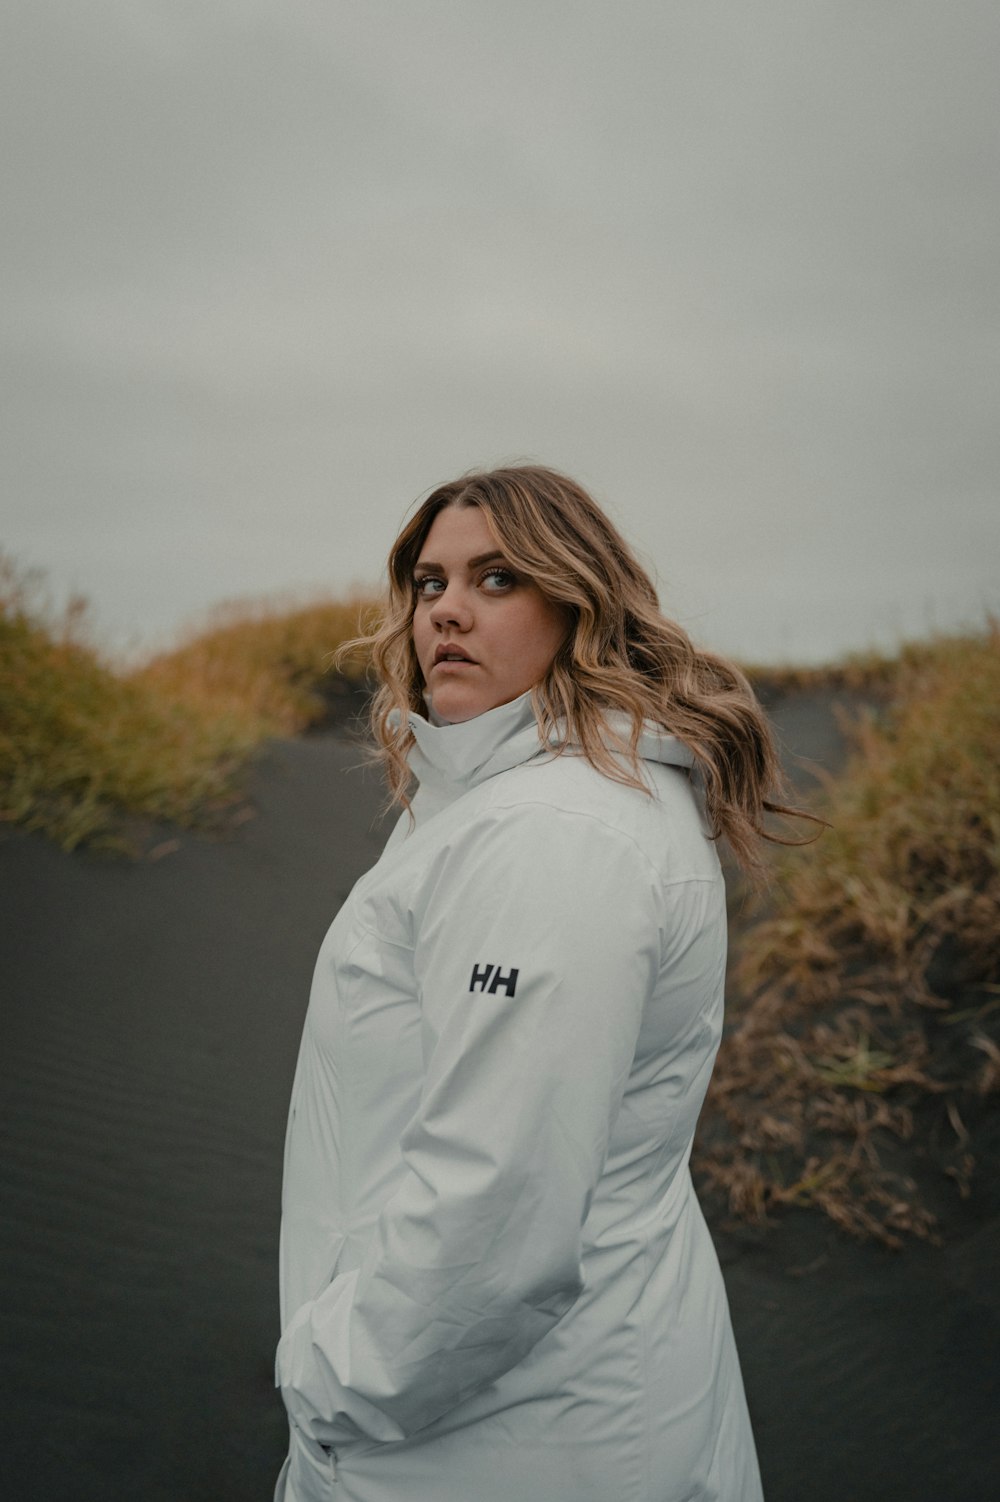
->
xmin=697 ymin=627 xmax=1000 ymax=1244
xmin=0 ymin=558 xmax=374 ymax=848
xmin=134 ymin=596 xmax=374 ymax=739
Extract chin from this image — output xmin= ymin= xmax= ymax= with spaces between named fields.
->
xmin=430 ymin=696 xmax=484 ymax=724
xmin=427 ymin=682 xmax=503 ymax=723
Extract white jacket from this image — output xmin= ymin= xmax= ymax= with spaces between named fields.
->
xmin=275 ymin=693 xmax=763 ymax=1502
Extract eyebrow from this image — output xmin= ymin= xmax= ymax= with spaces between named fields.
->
xmin=412 ymin=550 xmax=507 ymax=573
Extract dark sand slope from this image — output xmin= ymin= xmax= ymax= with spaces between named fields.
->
xmin=2 ymin=697 xmax=997 ymax=1501
xmin=2 ymin=736 xmax=389 ymax=1502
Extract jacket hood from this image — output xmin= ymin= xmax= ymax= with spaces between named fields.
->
xmin=403 ymin=692 xmax=694 ymax=811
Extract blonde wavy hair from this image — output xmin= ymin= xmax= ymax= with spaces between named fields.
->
xmin=346 ymin=465 xmax=807 ymax=877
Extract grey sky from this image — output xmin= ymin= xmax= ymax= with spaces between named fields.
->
xmin=3 ymin=1 xmax=998 ymax=664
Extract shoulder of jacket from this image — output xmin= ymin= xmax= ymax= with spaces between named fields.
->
xmin=467 ymin=757 xmax=721 ymax=887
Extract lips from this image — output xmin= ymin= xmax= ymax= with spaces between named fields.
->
xmin=433 ymin=643 xmax=477 ymax=666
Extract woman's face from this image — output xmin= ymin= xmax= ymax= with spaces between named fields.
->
xmin=411 ymin=505 xmax=568 ymax=723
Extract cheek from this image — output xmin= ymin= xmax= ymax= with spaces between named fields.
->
xmin=514 ymin=603 xmax=568 ymax=677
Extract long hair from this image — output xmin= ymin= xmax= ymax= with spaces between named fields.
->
xmin=345 ymin=465 xmax=808 ymax=877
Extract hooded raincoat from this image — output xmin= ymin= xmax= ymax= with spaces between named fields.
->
xmin=275 ymin=693 xmax=763 ymax=1502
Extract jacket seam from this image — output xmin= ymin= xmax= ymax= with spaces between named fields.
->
xmin=349 ymin=917 xmax=413 ymax=953
xmin=639 ymin=1227 xmax=653 ymax=1502
xmin=337 ymin=923 xmax=375 ymax=1234
xmin=356 ymin=808 xmax=719 ymax=953
xmin=469 ymin=795 xmax=721 ymax=890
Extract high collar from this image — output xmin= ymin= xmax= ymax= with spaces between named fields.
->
xmin=406 ymin=692 xmax=544 ymax=808
xmin=400 ymin=691 xmax=696 ymax=824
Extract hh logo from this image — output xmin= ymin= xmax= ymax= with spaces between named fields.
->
xmin=469 ymin=963 xmax=519 ymax=997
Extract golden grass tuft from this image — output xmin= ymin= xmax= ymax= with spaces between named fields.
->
xmin=698 ymin=626 xmax=1000 ymax=1245
xmin=132 ymin=595 xmax=377 ymax=740
xmin=0 ymin=558 xmax=253 ymax=848
xmin=744 ymin=635 xmax=975 ymax=698
xmin=0 ymin=556 xmax=380 ymax=850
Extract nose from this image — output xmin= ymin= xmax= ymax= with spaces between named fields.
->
xmin=427 ymin=580 xmax=473 ymax=631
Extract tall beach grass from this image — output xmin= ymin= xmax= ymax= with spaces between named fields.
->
xmin=697 ymin=626 xmax=1000 ymax=1244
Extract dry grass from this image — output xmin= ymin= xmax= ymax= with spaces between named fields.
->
xmin=133 ymin=594 xmax=375 ymax=739
xmin=744 ymin=637 xmax=964 ymax=698
xmin=698 ymin=626 xmax=1000 ymax=1245
xmin=0 ymin=559 xmax=251 ymax=848
xmin=0 ymin=557 xmax=378 ymax=850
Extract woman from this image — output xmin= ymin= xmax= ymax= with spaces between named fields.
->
xmin=275 ymin=466 xmax=792 ymax=1501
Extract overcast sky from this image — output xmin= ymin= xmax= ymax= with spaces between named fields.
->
xmin=2 ymin=1 xmax=998 ymax=665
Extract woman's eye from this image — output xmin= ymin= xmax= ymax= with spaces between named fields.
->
xmin=413 ymin=576 xmax=445 ymax=599
xmin=480 ymin=567 xmax=515 ymax=592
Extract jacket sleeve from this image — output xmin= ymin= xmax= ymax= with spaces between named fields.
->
xmin=276 ymin=799 xmax=663 ymax=1447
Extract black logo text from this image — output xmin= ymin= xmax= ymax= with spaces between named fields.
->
xmin=469 ymin=963 xmax=519 ymax=997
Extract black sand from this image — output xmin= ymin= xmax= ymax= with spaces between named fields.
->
xmin=2 ymin=697 xmax=997 ymax=1501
